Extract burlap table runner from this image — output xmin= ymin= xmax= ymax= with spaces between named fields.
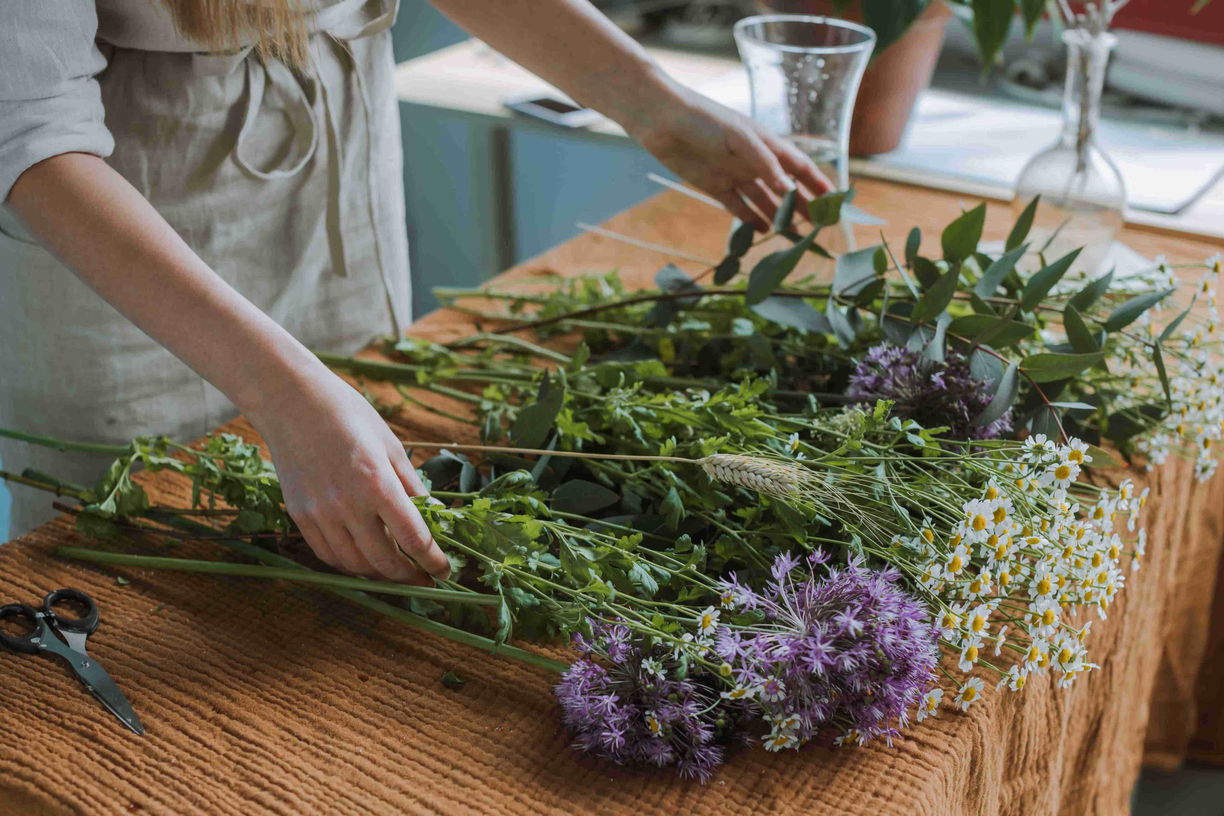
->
xmin=3 ymin=186 xmax=1222 ymax=814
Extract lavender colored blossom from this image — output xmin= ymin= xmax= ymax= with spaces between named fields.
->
xmin=714 ymin=551 xmax=940 ymax=748
xmin=847 ymin=342 xmax=1012 ymax=440
xmin=555 ymin=622 xmax=740 ymax=781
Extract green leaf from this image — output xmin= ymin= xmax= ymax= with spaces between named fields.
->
xmin=940 ymin=202 xmax=986 ymax=264
xmin=973 ymin=242 xmax=1028 ymax=298
xmin=969 ymin=348 xmax=1003 ymax=384
xmin=1085 ymin=444 xmax=1123 ymax=469
xmin=1159 ymin=302 xmax=1195 ymax=342
xmin=973 ymin=360 xmax=1018 ymax=427
xmin=750 ymin=296 xmax=832 ymax=332
xmin=1063 ymin=303 xmax=1099 ymax=353
xmin=713 ymin=256 xmax=740 ymax=285
xmin=1007 ymin=195 xmax=1040 ymax=250
xmin=842 ymin=203 xmax=886 ymax=225
xmin=1068 ymin=268 xmax=1115 ymax=312
xmin=1102 ymin=288 xmax=1175 ymax=332
xmin=746 ymin=228 xmax=818 ymax=304
xmin=509 ymin=374 xmax=565 ymax=448
xmin=826 ymin=302 xmax=857 ymax=346
xmin=661 ymin=486 xmax=684 ymax=531
xmin=552 ymin=479 xmax=620 ymax=515
xmin=1020 ymin=0 xmax=1044 ymax=35
xmin=1029 ymin=405 xmax=1062 ymax=438
xmin=772 ymin=187 xmax=798 ymax=234
xmin=728 ymin=220 xmax=755 ymax=256
xmin=833 ymin=246 xmax=881 ymax=297
xmin=1153 ymin=342 xmax=1172 ymax=407
xmin=948 ymin=314 xmax=1035 ymax=347
xmin=1021 ymin=351 xmax=1107 ymax=383
xmin=912 ymin=256 xmax=941 ymax=289
xmin=904 ymin=227 xmax=921 ymax=270
xmin=496 ymin=595 xmax=513 ymax=644
xmin=806 ymin=190 xmax=850 ymax=227
xmin=1020 ymin=248 xmax=1081 ymax=312
xmin=628 ymin=562 xmax=659 ymax=598
xmin=924 ymin=313 xmax=952 ymax=362
xmin=972 ymin=0 xmax=1015 ymax=66
xmin=911 ymin=266 xmax=960 ymax=324
xmin=861 ymin=0 xmax=929 ymax=52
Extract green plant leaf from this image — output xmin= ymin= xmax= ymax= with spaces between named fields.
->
xmin=1007 ymin=196 xmax=1040 ymax=250
xmin=862 ymin=0 xmax=930 ymax=52
xmin=1153 ymin=342 xmax=1172 ymax=407
xmin=911 ymin=266 xmax=960 ymax=323
xmin=904 ymin=227 xmax=921 ymax=269
xmin=806 ymin=190 xmax=850 ymax=227
xmin=1029 ymin=404 xmax=1062 ymax=438
xmin=826 ymin=301 xmax=857 ymax=346
xmin=973 ymin=360 xmax=1018 ymax=427
xmin=974 ymin=242 xmax=1028 ymax=298
xmin=1062 ymin=303 xmax=1100 ymax=353
xmin=509 ymin=374 xmax=564 ymax=448
xmin=842 ymin=202 xmax=887 ymax=225
xmin=941 ymin=203 xmax=987 ymax=264
xmin=1020 ymin=0 xmax=1044 ymax=35
xmin=1068 ymin=268 xmax=1115 ymax=312
xmin=1102 ymin=288 xmax=1175 ymax=332
xmin=833 ymin=246 xmax=882 ymax=297
xmin=728 ymin=219 xmax=755 ymax=256
xmin=972 ymin=0 xmax=1015 ymax=66
xmin=924 ymin=313 xmax=952 ymax=362
xmin=1020 ymin=248 xmax=1081 ymax=312
xmin=1021 ymin=351 xmax=1107 ymax=383
xmin=552 ymin=479 xmax=620 ymax=515
xmin=750 ymin=296 xmax=832 ymax=332
xmin=713 ymin=256 xmax=740 ymax=285
xmin=746 ymin=228 xmax=818 ymax=304
xmin=1159 ymin=302 xmax=1195 ymax=342
xmin=772 ymin=187 xmax=798 ymax=234
xmin=969 ymin=347 xmax=1004 ymax=384
xmin=1085 ymin=444 xmax=1123 ymax=469
xmin=948 ymin=314 xmax=1035 ymax=347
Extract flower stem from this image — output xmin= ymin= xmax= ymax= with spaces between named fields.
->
xmin=56 ymin=546 xmax=499 ymax=606
xmin=0 ymin=428 xmax=131 ymax=456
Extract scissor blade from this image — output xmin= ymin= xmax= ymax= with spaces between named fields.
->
xmin=64 ymin=651 xmax=145 ymax=735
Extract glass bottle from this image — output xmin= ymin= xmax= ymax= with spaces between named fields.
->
xmin=1013 ymin=28 xmax=1126 ymax=276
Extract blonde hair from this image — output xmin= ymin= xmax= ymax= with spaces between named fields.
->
xmin=158 ymin=0 xmax=312 ymax=65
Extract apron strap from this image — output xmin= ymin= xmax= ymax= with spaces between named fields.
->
xmin=233 ymin=54 xmax=320 ymax=180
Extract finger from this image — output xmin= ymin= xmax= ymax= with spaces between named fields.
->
xmin=296 ymin=516 xmax=341 ymax=570
xmin=739 ymin=180 xmax=780 ymax=228
xmin=349 ymin=514 xmax=430 ymax=585
xmin=390 ymin=449 xmax=429 ymax=497
xmin=380 ymin=490 xmax=451 ymax=581
xmin=766 ymin=134 xmax=833 ymax=197
xmin=714 ymin=189 xmax=767 ymax=231
xmin=738 ymin=131 xmax=792 ymax=197
xmin=324 ymin=522 xmax=378 ymax=577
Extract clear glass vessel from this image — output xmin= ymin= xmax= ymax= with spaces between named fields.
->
xmin=1013 ymin=29 xmax=1127 ymax=275
xmin=734 ymin=15 xmax=875 ymax=255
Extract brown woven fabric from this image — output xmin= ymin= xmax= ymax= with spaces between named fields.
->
xmin=2 ymin=186 xmax=1222 ymax=815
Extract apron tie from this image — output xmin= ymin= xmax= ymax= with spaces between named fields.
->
xmin=229 ymin=0 xmax=406 ymax=333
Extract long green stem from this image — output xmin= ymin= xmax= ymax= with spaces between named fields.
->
xmin=56 ymin=546 xmax=498 ymax=605
xmin=402 ymin=440 xmax=694 ymax=465
xmin=0 ymin=428 xmax=131 ymax=456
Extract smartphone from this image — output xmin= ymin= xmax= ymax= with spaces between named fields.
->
xmin=503 ymin=94 xmax=602 ymax=128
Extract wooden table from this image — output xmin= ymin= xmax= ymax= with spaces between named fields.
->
xmin=2 ymin=180 xmax=1223 ymax=815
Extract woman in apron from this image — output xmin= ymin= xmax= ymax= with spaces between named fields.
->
xmin=0 ymin=0 xmax=827 ymax=583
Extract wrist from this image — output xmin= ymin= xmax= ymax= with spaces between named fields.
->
xmin=593 ymin=61 xmax=684 ymax=138
xmin=230 ymin=339 xmax=340 ymax=435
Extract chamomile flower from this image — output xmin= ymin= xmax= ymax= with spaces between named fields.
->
xmin=955 ymin=677 xmax=986 ymax=711
xmin=915 ymin=688 xmax=943 ymax=722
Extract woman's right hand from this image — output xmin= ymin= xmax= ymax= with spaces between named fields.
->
xmin=249 ymin=368 xmax=451 ymax=586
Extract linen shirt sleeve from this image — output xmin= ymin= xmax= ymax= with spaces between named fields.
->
xmin=0 ymin=0 xmax=113 ymax=203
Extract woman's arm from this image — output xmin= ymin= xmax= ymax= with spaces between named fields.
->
xmin=428 ymin=0 xmax=830 ymax=229
xmin=8 ymin=153 xmax=450 ymax=585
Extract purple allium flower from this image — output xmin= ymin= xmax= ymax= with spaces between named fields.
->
xmin=716 ymin=551 xmax=940 ymax=749
xmin=847 ymin=342 xmax=1012 ymax=440
xmin=555 ymin=621 xmax=741 ymax=781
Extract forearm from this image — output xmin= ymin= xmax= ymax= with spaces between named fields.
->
xmin=6 ymin=152 xmax=328 ymax=424
xmin=426 ymin=0 xmax=674 ymax=129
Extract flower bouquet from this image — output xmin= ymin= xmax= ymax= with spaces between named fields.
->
xmin=4 ymin=191 xmax=1220 ymax=780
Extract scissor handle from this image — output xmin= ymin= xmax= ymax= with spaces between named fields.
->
xmin=42 ymin=589 xmax=99 ymax=635
xmin=0 ymin=603 xmax=45 ymax=654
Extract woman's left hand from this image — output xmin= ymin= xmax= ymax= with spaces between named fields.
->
xmin=621 ymin=83 xmax=833 ymax=231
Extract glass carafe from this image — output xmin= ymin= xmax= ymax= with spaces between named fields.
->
xmin=734 ymin=15 xmax=875 ymax=256
xmin=1013 ymin=28 xmax=1126 ymax=276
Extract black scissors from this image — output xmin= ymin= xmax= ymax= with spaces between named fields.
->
xmin=0 ymin=588 xmax=144 ymax=735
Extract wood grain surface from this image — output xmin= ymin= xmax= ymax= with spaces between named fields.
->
xmin=1 ymin=181 xmax=1222 ymax=815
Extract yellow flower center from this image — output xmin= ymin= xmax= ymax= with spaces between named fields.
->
xmin=971 ymin=614 xmax=986 ymax=633
xmin=1068 ymin=449 xmax=1084 ymax=464
xmin=965 ymin=645 xmax=979 ymax=663
xmin=962 ymin=687 xmax=978 ymax=702
xmin=1042 ymin=608 xmax=1057 ymax=626
xmin=948 ymin=555 xmax=964 ymax=573
xmin=1058 ymin=647 xmax=1073 ymax=664
xmin=985 ymin=485 xmax=1000 ymax=499
xmin=993 ymin=507 xmax=1008 ymax=524
xmin=971 ymin=515 xmax=988 ymax=532
xmin=1054 ymin=464 xmax=1072 ymax=481
xmin=1036 ymin=578 xmax=1052 ymax=595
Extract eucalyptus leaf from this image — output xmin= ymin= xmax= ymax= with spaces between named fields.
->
xmin=1063 ymin=303 xmax=1099 ymax=353
xmin=924 ymin=313 xmax=951 ymax=362
xmin=1021 ymin=351 xmax=1107 ymax=383
xmin=728 ymin=219 xmax=755 ymax=256
xmin=806 ymin=190 xmax=850 ymax=227
xmin=1068 ymin=268 xmax=1115 ymax=312
xmin=972 ymin=0 xmax=1014 ymax=67
xmin=772 ymin=187 xmax=798 ymax=234
xmin=904 ymin=227 xmax=921 ymax=270
xmin=948 ymin=314 xmax=1035 ymax=347
xmin=1007 ymin=196 xmax=1040 ymax=251
xmin=833 ymin=246 xmax=882 ymax=297
xmin=1153 ymin=342 xmax=1172 ymax=407
xmin=972 ymin=360 xmax=1018 ymax=427
xmin=940 ymin=203 xmax=986 ymax=264
xmin=746 ymin=228 xmax=818 ymax=304
xmin=553 ymin=479 xmax=621 ymax=515
xmin=826 ymin=301 xmax=857 ymax=346
xmin=973 ymin=242 xmax=1028 ymax=299
xmin=1020 ymin=248 xmax=1081 ymax=312
xmin=750 ymin=296 xmax=832 ymax=333
xmin=841 ymin=202 xmax=887 ymax=226
xmin=1102 ymin=288 xmax=1175 ymax=332
xmin=1159 ymin=302 xmax=1195 ymax=342
xmin=713 ymin=256 xmax=740 ymax=285
xmin=911 ymin=266 xmax=960 ymax=323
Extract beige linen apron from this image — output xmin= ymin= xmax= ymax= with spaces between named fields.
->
xmin=0 ymin=0 xmax=412 ymax=537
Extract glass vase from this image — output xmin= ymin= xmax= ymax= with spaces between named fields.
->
xmin=1012 ymin=28 xmax=1127 ymax=275
xmin=734 ymin=15 xmax=875 ymax=256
